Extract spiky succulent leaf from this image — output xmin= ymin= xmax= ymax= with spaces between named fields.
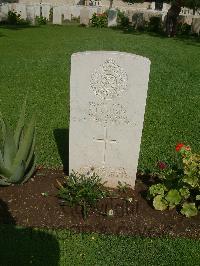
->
xmin=0 ymin=163 xmax=12 ymax=178
xmin=25 ymin=129 xmax=35 ymax=172
xmin=14 ymin=97 xmax=26 ymax=149
xmin=12 ymin=115 xmax=35 ymax=171
xmin=153 ymin=195 xmax=168 ymax=211
xmin=2 ymin=121 xmax=17 ymax=170
xmin=22 ymin=155 xmax=36 ymax=184
xmin=181 ymin=202 xmax=198 ymax=218
xmin=0 ymin=113 xmax=6 ymax=146
xmin=9 ymin=161 xmax=25 ymax=183
xmin=165 ymin=189 xmax=181 ymax=208
xmin=0 ymin=149 xmax=4 ymax=165
xmin=0 ymin=178 xmax=11 ymax=186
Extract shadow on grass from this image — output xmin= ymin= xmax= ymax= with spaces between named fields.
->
xmin=0 ymin=199 xmax=16 ymax=225
xmin=0 ymin=199 xmax=60 ymax=265
xmin=54 ymin=128 xmax=69 ymax=175
xmin=111 ymin=26 xmax=200 ymax=47
xmin=0 ymin=24 xmax=40 ymax=30
xmin=0 ymin=32 xmax=5 ymax=37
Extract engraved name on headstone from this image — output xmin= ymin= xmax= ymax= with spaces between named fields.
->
xmin=69 ymin=51 xmax=151 ymax=188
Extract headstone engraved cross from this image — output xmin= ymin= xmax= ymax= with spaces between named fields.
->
xmin=94 ymin=127 xmax=117 ymax=165
xmin=69 ymin=51 xmax=151 ymax=188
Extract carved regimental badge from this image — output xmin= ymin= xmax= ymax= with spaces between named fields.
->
xmin=90 ymin=58 xmax=128 ymax=100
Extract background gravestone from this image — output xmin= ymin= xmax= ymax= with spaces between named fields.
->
xmin=88 ymin=6 xmax=98 ymax=19
xmin=15 ymin=4 xmax=27 ymax=20
xmin=80 ymin=7 xmax=90 ymax=25
xmin=42 ymin=4 xmax=51 ymax=20
xmin=63 ymin=6 xmax=71 ymax=21
xmin=0 ymin=4 xmax=9 ymax=20
xmin=34 ymin=5 xmax=41 ymax=18
xmin=71 ymin=6 xmax=81 ymax=18
xmin=26 ymin=5 xmax=35 ymax=25
xmin=192 ymin=18 xmax=200 ymax=35
xmin=108 ymin=8 xmax=118 ymax=27
xmin=69 ymin=51 xmax=151 ymax=188
xmin=53 ymin=6 xmax=62 ymax=25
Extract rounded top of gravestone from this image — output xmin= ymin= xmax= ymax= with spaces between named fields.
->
xmin=71 ymin=51 xmax=151 ymax=64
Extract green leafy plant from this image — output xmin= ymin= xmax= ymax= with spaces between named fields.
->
xmin=181 ymin=202 xmax=198 ymax=217
xmin=91 ymin=13 xmax=108 ymax=28
xmin=148 ymin=16 xmax=162 ymax=33
xmin=7 ymin=11 xmax=29 ymax=25
xmin=117 ymin=181 xmax=131 ymax=193
xmin=148 ymin=144 xmax=200 ymax=217
xmin=117 ymin=11 xmax=129 ymax=29
xmin=177 ymin=22 xmax=191 ymax=35
xmin=57 ymin=171 xmax=108 ymax=220
xmin=35 ymin=16 xmax=47 ymax=25
xmin=0 ymin=99 xmax=36 ymax=186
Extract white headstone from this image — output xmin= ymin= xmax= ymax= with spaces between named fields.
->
xmin=42 ymin=4 xmax=50 ymax=20
xmin=26 ymin=5 xmax=35 ymax=25
xmin=162 ymin=3 xmax=170 ymax=12
xmin=71 ymin=6 xmax=81 ymax=18
xmin=151 ymin=2 xmax=155 ymax=10
xmin=108 ymin=8 xmax=118 ymax=27
xmin=89 ymin=7 xmax=98 ymax=19
xmin=192 ymin=18 xmax=200 ymax=35
xmin=34 ymin=5 xmax=41 ymax=18
xmin=15 ymin=4 xmax=27 ymax=20
xmin=0 ymin=4 xmax=9 ymax=20
xmin=69 ymin=51 xmax=151 ymax=188
xmin=80 ymin=7 xmax=90 ymax=25
xmin=184 ymin=15 xmax=193 ymax=26
xmin=63 ymin=6 xmax=71 ymax=21
xmin=53 ymin=6 xmax=62 ymax=25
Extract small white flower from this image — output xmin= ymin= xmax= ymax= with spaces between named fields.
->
xmin=107 ymin=209 xmax=114 ymax=216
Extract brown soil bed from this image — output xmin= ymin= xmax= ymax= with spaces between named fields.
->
xmin=0 ymin=168 xmax=200 ymax=238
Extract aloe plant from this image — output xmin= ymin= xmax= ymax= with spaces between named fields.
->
xmin=0 ymin=99 xmax=36 ymax=186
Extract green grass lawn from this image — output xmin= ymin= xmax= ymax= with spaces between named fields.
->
xmin=0 ymin=25 xmax=200 ymax=265
xmin=0 ymin=25 xmax=199 ymax=170
xmin=1 ymin=225 xmax=200 ymax=266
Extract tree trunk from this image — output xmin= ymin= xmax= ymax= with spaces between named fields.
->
xmin=166 ymin=0 xmax=183 ymax=37
xmin=109 ymin=0 xmax=113 ymax=9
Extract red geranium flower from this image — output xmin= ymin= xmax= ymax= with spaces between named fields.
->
xmin=175 ymin=143 xmax=185 ymax=152
xmin=185 ymin=146 xmax=191 ymax=151
xmin=157 ymin=161 xmax=167 ymax=170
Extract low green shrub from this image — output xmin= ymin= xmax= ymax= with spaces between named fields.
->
xmin=91 ymin=13 xmax=108 ymax=28
xmin=57 ymin=171 xmax=108 ymax=219
xmin=148 ymin=16 xmax=162 ymax=33
xmin=35 ymin=16 xmax=47 ymax=25
xmin=177 ymin=22 xmax=191 ymax=35
xmin=7 ymin=11 xmax=29 ymax=25
xmin=117 ymin=11 xmax=129 ymax=29
xmin=148 ymin=144 xmax=200 ymax=217
xmin=0 ymin=98 xmax=36 ymax=186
